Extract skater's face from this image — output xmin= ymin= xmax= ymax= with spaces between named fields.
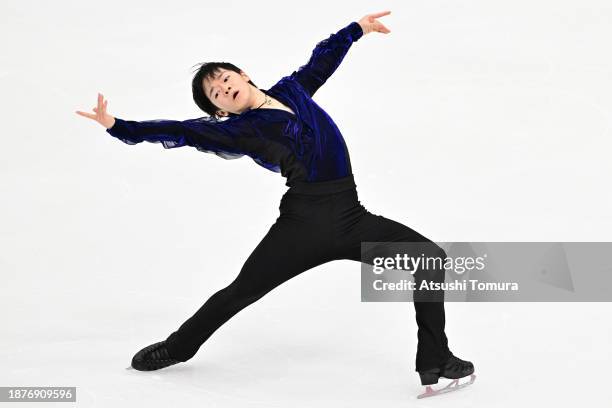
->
xmin=203 ymin=69 xmax=254 ymax=117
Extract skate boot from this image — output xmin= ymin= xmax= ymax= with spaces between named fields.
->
xmin=130 ymin=341 xmax=181 ymax=371
xmin=417 ymin=354 xmax=476 ymax=399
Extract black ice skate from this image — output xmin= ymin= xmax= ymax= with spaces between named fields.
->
xmin=417 ymin=354 xmax=476 ymax=399
xmin=128 ymin=341 xmax=181 ymax=371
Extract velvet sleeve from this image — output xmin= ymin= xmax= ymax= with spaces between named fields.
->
xmin=289 ymin=21 xmax=364 ymax=98
xmin=105 ymin=116 xmax=252 ymax=160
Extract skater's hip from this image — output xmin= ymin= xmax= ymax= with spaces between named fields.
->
xmin=279 ymin=174 xmax=367 ymax=222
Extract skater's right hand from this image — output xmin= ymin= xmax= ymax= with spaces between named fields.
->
xmin=76 ymin=93 xmax=116 ymax=129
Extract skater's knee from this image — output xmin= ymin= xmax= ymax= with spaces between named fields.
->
xmin=422 ymin=241 xmax=446 ymax=259
xmin=414 ymin=243 xmax=447 ymax=282
xmin=435 ymin=246 xmax=447 ymax=265
xmin=418 ymin=242 xmax=447 ymax=265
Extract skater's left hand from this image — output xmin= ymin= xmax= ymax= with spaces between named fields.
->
xmin=358 ymin=11 xmax=392 ymax=35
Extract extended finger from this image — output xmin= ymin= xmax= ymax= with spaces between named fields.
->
xmin=369 ymin=10 xmax=391 ymax=18
xmin=378 ymin=23 xmax=391 ymax=33
xmin=76 ymin=111 xmax=97 ymax=120
xmin=97 ymin=93 xmax=103 ymax=113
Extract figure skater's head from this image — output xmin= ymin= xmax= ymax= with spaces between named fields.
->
xmin=192 ymin=62 xmax=260 ymax=119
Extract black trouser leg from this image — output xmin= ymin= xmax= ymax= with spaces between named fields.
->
xmin=165 ymin=193 xmax=335 ymax=362
xmin=329 ymin=189 xmax=452 ymax=372
xmin=164 ymin=176 xmax=451 ymax=371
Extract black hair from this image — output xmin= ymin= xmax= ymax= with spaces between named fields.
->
xmin=191 ymin=62 xmax=257 ymax=119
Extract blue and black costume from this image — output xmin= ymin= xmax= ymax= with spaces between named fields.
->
xmin=108 ymin=21 xmax=452 ymax=372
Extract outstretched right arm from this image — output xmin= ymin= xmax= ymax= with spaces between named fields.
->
xmin=76 ymin=93 xmax=249 ymax=160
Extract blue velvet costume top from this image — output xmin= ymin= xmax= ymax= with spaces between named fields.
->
xmin=106 ymin=22 xmax=364 ymax=186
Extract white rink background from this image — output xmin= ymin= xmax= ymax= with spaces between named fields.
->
xmin=2 ymin=0 xmax=611 ymax=406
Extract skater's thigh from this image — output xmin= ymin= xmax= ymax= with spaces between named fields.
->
xmin=338 ymin=212 xmax=442 ymax=263
xmin=230 ymin=215 xmax=330 ymax=295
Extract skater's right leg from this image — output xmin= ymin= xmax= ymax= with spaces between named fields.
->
xmin=163 ymin=193 xmax=336 ymax=362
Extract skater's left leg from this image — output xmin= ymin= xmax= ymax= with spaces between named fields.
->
xmin=329 ymin=189 xmax=452 ymax=372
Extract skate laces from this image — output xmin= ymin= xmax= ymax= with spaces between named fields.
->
xmin=444 ymin=355 xmax=473 ymax=373
xmin=140 ymin=342 xmax=177 ymax=364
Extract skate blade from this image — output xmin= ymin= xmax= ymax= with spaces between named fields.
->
xmin=417 ymin=374 xmax=476 ymax=399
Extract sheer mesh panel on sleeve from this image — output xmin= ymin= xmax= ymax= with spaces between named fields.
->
xmin=288 ymin=21 xmax=363 ymax=98
xmin=106 ymin=116 xmax=253 ymax=160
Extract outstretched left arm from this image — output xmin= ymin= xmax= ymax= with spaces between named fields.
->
xmin=289 ymin=11 xmax=391 ymax=98
xmin=356 ymin=10 xmax=392 ymax=36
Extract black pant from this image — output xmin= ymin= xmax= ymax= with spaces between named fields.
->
xmin=165 ymin=174 xmax=452 ymax=371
